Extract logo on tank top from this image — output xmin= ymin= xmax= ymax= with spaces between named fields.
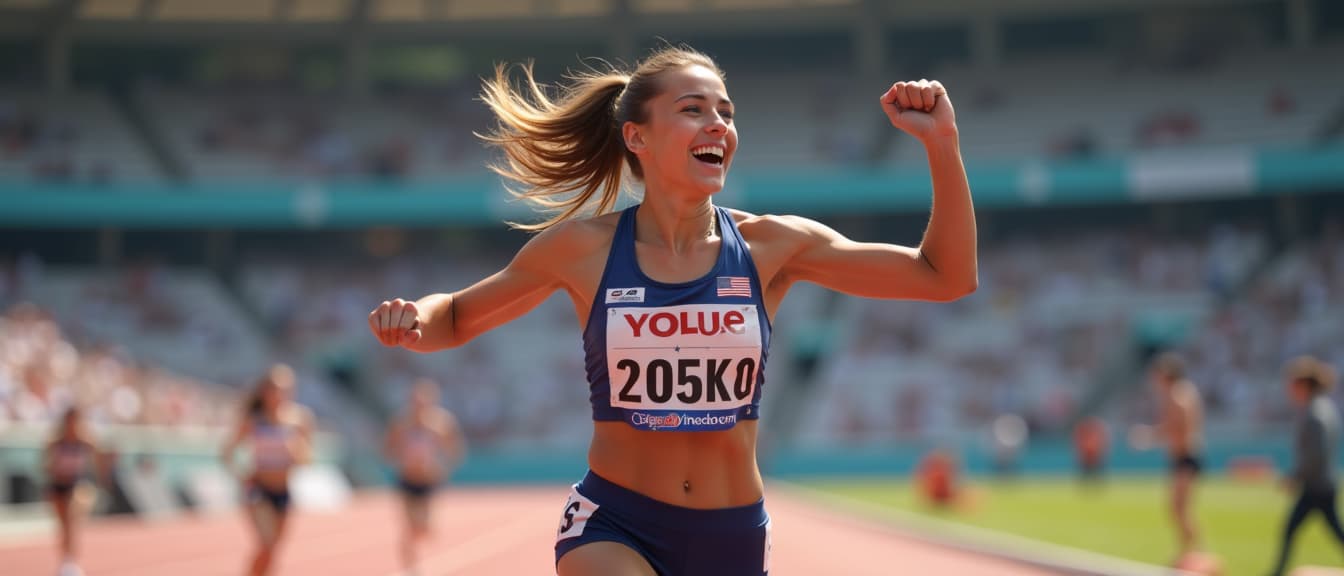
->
xmin=605 ymin=287 xmax=645 ymax=304
xmin=606 ymin=303 xmax=761 ymax=431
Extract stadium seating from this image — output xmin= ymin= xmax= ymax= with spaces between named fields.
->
xmin=0 ymin=90 xmax=162 ymax=184
xmin=921 ymin=42 xmax=1344 ymax=164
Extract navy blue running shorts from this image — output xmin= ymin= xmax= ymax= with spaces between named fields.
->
xmin=555 ymin=470 xmax=770 ymax=576
xmin=249 ymin=484 xmax=292 ymax=514
xmin=398 ymin=477 xmax=435 ymax=500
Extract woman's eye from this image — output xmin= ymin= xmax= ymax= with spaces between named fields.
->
xmin=682 ymin=105 xmax=700 ymax=113
xmin=720 ymin=110 xmax=734 ymax=120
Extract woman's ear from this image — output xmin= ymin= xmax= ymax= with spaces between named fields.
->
xmin=622 ymin=121 xmax=646 ymax=154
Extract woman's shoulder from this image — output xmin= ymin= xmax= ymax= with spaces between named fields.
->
xmin=429 ymin=409 xmax=459 ymax=433
xmin=565 ymin=210 xmax=623 ymax=241
xmin=77 ymin=433 xmax=98 ymax=449
xmin=520 ymin=211 xmax=622 ymax=259
xmin=724 ymin=207 xmax=810 ymax=238
xmin=282 ymin=404 xmax=316 ymax=430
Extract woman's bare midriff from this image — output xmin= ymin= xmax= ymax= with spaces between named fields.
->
xmin=399 ymin=463 xmax=441 ymax=485
xmin=587 ymin=421 xmax=763 ymax=509
xmin=251 ymin=469 xmax=290 ymax=492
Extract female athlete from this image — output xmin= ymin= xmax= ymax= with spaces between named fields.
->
xmin=220 ymin=364 xmax=315 ymax=576
xmin=384 ymin=378 xmax=464 ymax=574
xmin=369 ymin=45 xmax=976 ymax=576
xmin=44 ymin=406 xmax=104 ymax=576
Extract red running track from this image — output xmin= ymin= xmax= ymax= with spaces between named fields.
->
xmin=1 ymin=486 xmax=1058 ymax=575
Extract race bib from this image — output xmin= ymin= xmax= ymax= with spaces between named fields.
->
xmin=606 ymin=304 xmax=762 ymax=431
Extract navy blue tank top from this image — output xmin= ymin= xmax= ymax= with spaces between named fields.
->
xmin=583 ymin=205 xmax=771 ymax=431
xmin=250 ymin=415 xmax=294 ymax=472
xmin=50 ymin=440 xmax=89 ymax=483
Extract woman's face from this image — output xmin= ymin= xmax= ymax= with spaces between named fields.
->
xmin=62 ymin=410 xmax=81 ymax=436
xmin=261 ymin=376 xmax=291 ymax=409
xmin=411 ymin=381 xmax=437 ymax=410
xmin=629 ymin=65 xmax=737 ymax=198
xmin=1288 ymin=379 xmax=1311 ymax=406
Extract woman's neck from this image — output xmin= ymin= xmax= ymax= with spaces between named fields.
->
xmin=635 ymin=187 xmax=716 ymax=254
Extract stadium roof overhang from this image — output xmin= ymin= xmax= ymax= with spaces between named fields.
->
xmin=0 ymin=0 xmax=1276 ymax=41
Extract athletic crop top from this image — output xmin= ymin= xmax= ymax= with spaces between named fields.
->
xmin=583 ymin=205 xmax=771 ymax=432
xmin=250 ymin=416 xmax=294 ymax=472
xmin=50 ymin=440 xmax=89 ymax=484
xmin=401 ymin=426 xmax=438 ymax=469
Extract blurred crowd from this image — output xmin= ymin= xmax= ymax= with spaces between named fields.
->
xmin=1178 ymin=220 xmax=1344 ymax=426
xmin=230 ymin=215 xmax=1329 ymax=450
xmin=5 ymin=41 xmax=1341 ymax=186
xmin=800 ymin=219 xmax=1302 ymax=446
xmin=137 ymin=82 xmax=489 ymax=182
xmin=0 ymin=97 xmax=117 ymax=185
xmin=240 ymin=249 xmax=589 ymax=450
xmin=3 ymin=210 xmax=1339 ymax=452
xmin=0 ymin=303 xmax=238 ymax=430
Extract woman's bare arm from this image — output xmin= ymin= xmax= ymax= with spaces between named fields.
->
xmin=369 ymin=219 xmax=596 ymax=352
xmin=770 ymin=80 xmax=976 ymax=302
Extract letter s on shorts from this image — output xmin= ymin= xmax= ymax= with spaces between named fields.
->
xmin=764 ymin=518 xmax=772 ymax=572
xmin=556 ymin=485 xmax=599 ymax=542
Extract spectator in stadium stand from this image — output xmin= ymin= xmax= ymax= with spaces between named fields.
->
xmin=1137 ymin=109 xmax=1201 ymax=148
xmin=369 ymin=43 xmax=976 ymax=576
xmin=1266 ymin=88 xmax=1296 ymax=118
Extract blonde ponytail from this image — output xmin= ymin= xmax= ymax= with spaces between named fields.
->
xmin=478 ymin=46 xmax=723 ymax=231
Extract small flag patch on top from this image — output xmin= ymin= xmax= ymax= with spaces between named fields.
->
xmin=716 ymin=276 xmax=752 ymax=298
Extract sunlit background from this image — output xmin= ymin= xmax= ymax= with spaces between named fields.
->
xmin=2 ymin=0 xmax=1343 ymax=574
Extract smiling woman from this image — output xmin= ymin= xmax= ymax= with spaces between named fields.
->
xmin=477 ymin=47 xmax=735 ymax=231
xmin=368 ymin=44 xmax=977 ymax=576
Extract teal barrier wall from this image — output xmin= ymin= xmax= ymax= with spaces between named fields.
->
xmin=0 ymin=179 xmax=496 ymax=228
xmin=0 ymin=424 xmax=344 ymax=502
xmin=0 ymin=423 xmax=1308 ymax=489
xmin=427 ymin=435 xmax=1309 ymax=485
xmin=3 ymin=145 xmax=1340 ymax=228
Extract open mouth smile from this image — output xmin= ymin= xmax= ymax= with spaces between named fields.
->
xmin=691 ymin=145 xmax=725 ymax=167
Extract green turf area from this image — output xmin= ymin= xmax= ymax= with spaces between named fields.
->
xmin=806 ymin=476 xmax=1343 ymax=576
